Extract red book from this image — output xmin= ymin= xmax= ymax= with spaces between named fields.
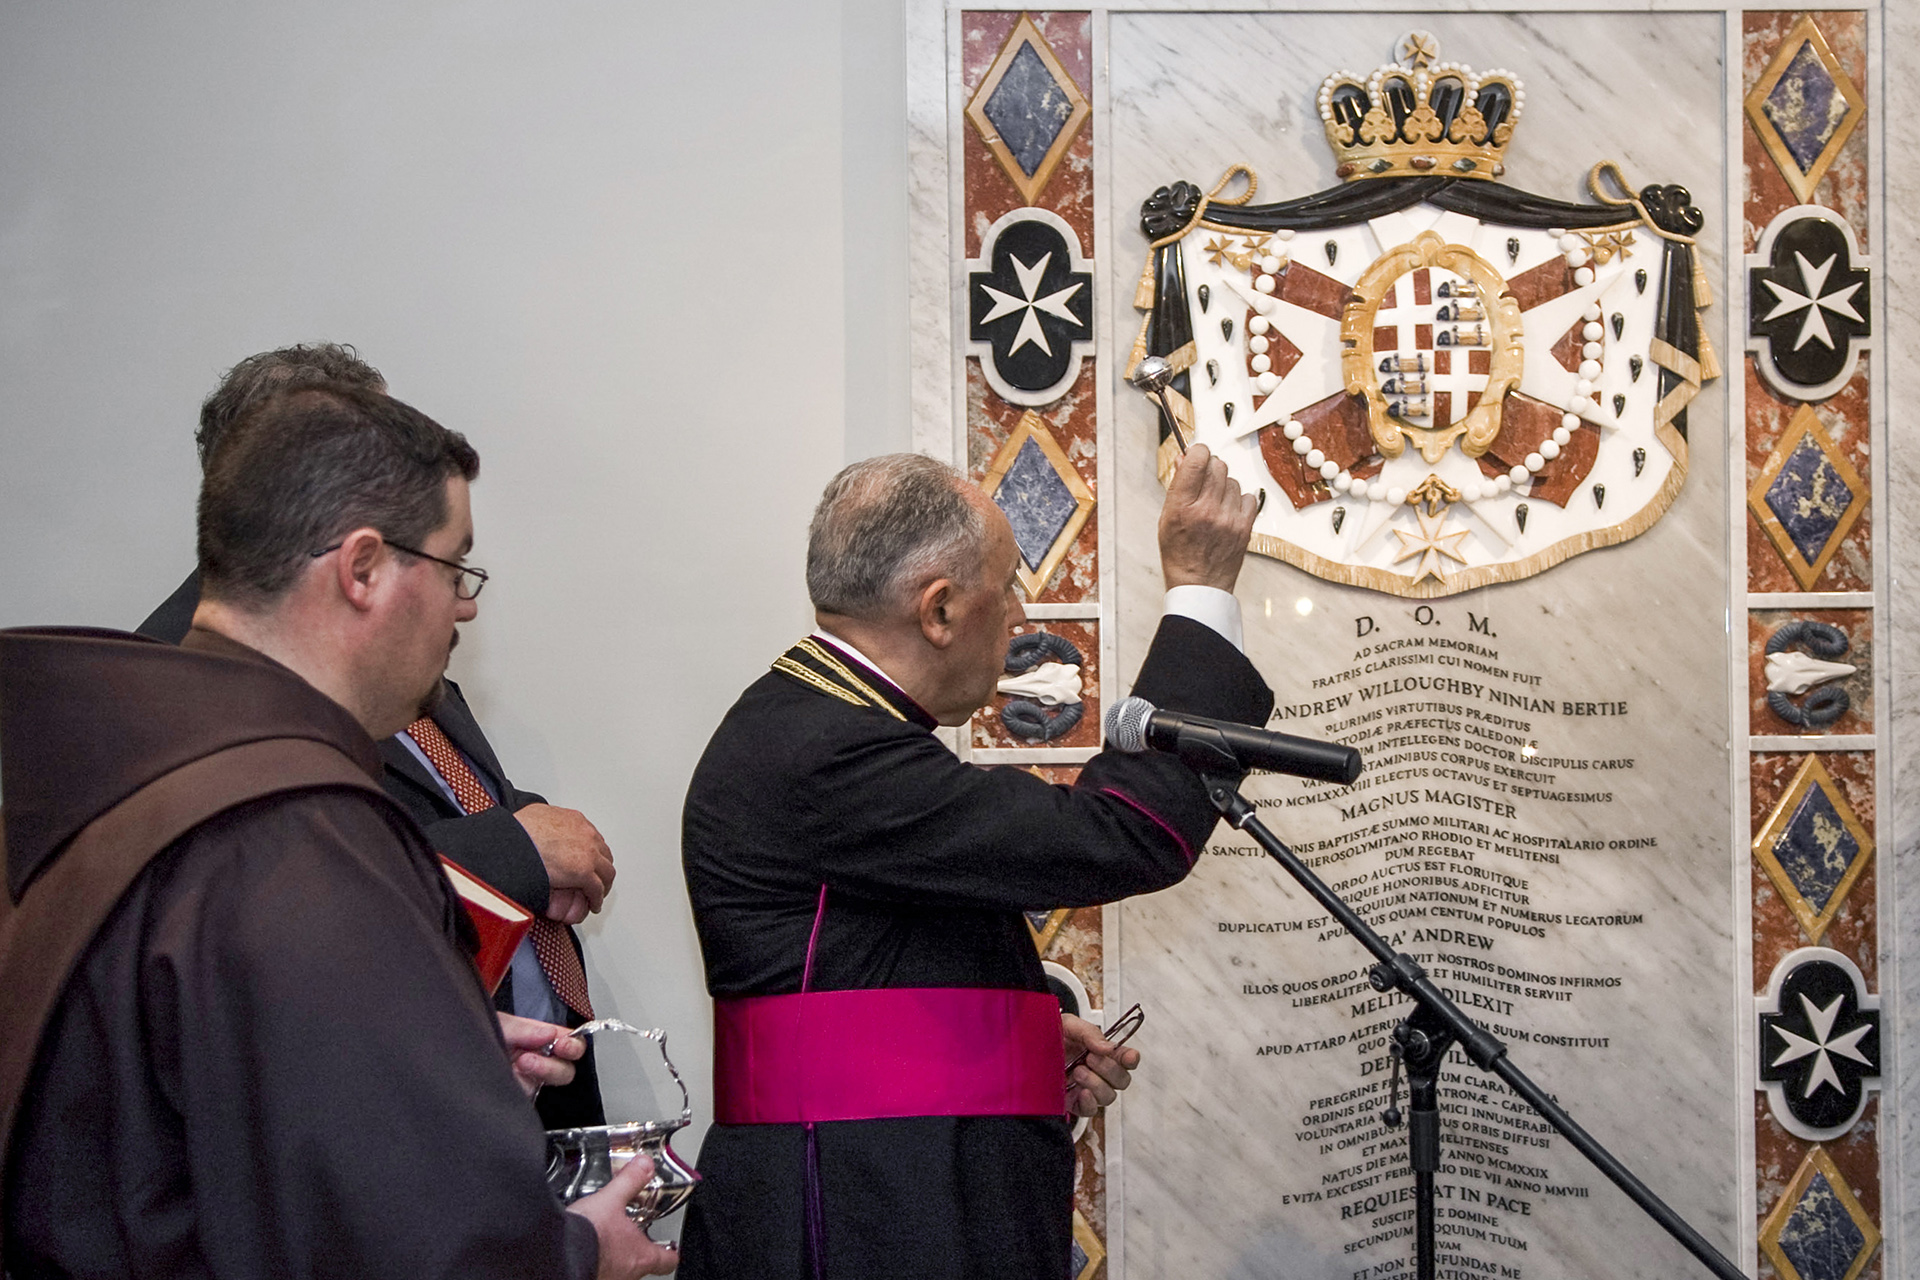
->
xmin=438 ymin=855 xmax=533 ymax=994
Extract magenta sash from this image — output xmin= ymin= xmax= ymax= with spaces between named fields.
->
xmin=713 ymin=987 xmax=1065 ymax=1124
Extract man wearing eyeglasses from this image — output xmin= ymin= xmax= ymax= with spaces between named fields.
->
xmin=136 ymin=345 xmax=615 ymax=1129
xmin=1 ymin=385 xmax=674 ymax=1276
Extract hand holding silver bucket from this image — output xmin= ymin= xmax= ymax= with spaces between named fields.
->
xmin=545 ymin=1023 xmax=701 ymax=1240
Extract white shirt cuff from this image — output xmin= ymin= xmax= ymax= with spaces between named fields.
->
xmin=1163 ymin=585 xmax=1244 ymax=653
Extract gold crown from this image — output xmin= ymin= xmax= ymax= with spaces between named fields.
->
xmin=1318 ymin=32 xmax=1523 ymax=182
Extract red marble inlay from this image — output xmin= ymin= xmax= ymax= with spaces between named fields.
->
xmin=1486 ymin=393 xmax=1564 ymax=459
xmin=1260 ymin=391 xmax=1373 ymax=509
xmin=1755 ymin=1096 xmax=1880 ymax=1280
xmin=1479 ymin=398 xmax=1597 ymax=507
xmin=1412 ymin=269 xmax=1431 ymax=306
xmin=1258 ymin=425 xmax=1327 ymax=511
xmin=1468 ymin=349 xmax=1490 ymax=376
xmin=1551 ymin=320 xmax=1585 ymax=374
xmin=1265 ymin=327 xmax=1304 ymax=381
xmin=968 ymin=360 xmax=1097 ymax=604
xmin=1743 ymin=11 xmax=1869 ymax=253
xmin=1505 ymin=255 xmax=1575 ymax=312
xmin=1433 ymin=350 xmax=1452 ymax=376
xmin=973 ymin=619 xmax=1101 ymax=751
xmin=1751 ymin=751 xmax=1877 ymax=987
xmin=1518 ymin=427 xmax=1597 ymax=508
xmin=1747 ymin=609 xmax=1873 ymax=737
xmin=1309 ymin=394 xmax=1378 ymax=470
xmin=1414 ymin=324 xmax=1433 ymax=350
xmin=961 ymin=11 xmax=1093 ymax=258
xmin=1745 ymin=358 xmax=1871 ymax=593
xmin=1432 ymin=392 xmax=1451 ymax=426
xmin=1276 ymin=263 xmax=1352 ymax=320
xmin=1371 ymin=325 xmax=1396 ymax=352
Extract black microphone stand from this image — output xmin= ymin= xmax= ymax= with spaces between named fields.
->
xmin=1171 ymin=729 xmax=1746 ymax=1280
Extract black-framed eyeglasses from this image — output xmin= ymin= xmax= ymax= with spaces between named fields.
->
xmin=1064 ymin=1003 xmax=1144 ymax=1078
xmin=309 ymin=538 xmax=490 ymax=600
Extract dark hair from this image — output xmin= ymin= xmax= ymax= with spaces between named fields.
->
xmin=197 ymin=386 xmax=480 ymax=606
xmin=806 ymin=453 xmax=984 ymax=619
xmin=196 ymin=343 xmax=385 ymax=468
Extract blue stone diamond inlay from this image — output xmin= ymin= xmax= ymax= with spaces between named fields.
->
xmin=1777 ymin=1171 xmax=1868 ymax=1280
xmin=1069 ymin=1241 xmax=1090 ymax=1278
xmin=1763 ymin=40 xmax=1852 ymax=174
xmin=1775 ymin=784 xmax=1860 ymax=915
xmin=983 ymin=42 xmax=1075 ymax=178
xmin=1764 ymin=434 xmax=1854 ymax=567
xmin=995 ymin=436 xmax=1079 ymax=573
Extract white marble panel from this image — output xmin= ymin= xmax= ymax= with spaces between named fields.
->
xmin=905 ymin=0 xmax=954 ymax=458
xmin=1106 ymin=12 xmax=1737 ymax=1278
xmin=1882 ymin=0 xmax=1920 ymax=1269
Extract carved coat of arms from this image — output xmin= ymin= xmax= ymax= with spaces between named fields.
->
xmin=1128 ymin=33 xmax=1719 ymax=597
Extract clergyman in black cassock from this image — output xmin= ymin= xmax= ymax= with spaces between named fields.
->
xmin=678 ymin=448 xmax=1272 ymax=1280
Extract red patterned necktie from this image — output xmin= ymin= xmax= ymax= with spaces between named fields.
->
xmin=403 ymin=717 xmax=594 ymax=1018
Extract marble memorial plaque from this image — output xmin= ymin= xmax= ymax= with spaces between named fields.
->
xmin=1108 ymin=13 xmax=1738 ymax=1279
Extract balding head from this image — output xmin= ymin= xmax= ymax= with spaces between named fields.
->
xmin=806 ymin=454 xmax=988 ymax=621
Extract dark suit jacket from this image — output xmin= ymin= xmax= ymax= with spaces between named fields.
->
xmin=137 ymin=571 xmax=605 ymax=1129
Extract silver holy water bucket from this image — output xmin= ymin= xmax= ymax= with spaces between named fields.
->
xmin=545 ymin=1026 xmax=700 ymax=1236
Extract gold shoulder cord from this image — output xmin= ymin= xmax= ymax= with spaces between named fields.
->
xmin=770 ymin=641 xmax=909 ymax=721
xmin=770 ymin=655 xmax=868 ymax=708
xmin=793 ymin=639 xmax=906 ymax=721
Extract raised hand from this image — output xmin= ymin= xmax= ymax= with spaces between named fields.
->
xmin=1157 ymin=443 xmax=1258 ymax=593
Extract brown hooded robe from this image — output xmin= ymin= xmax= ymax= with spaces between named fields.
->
xmin=0 ymin=627 xmax=595 ymax=1279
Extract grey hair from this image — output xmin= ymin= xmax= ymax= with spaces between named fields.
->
xmin=806 ymin=453 xmax=987 ymax=619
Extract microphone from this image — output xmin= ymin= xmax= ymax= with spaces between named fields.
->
xmin=1103 ymin=696 xmax=1363 ymax=786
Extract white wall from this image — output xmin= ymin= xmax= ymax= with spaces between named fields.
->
xmin=0 ymin=0 xmax=909 ymax=1160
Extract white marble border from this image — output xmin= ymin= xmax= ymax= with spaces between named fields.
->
xmin=1089 ymin=17 xmax=1123 ymax=1274
xmin=1868 ymin=1 xmax=1913 ymax=1271
xmin=904 ymin=5 xmax=1909 ymax=1275
xmin=906 ymin=0 xmax=953 ymax=460
xmin=1721 ymin=12 xmax=1758 ymax=1270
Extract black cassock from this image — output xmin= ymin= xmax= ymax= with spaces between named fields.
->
xmin=680 ymin=616 xmax=1273 ymax=1280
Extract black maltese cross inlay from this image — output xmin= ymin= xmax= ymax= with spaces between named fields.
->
xmin=968 ymin=209 xmax=1093 ymax=406
xmin=1758 ymin=951 xmax=1880 ymax=1139
xmin=1749 ymin=209 xmax=1871 ymax=401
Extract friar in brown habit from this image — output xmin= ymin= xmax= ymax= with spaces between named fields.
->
xmin=0 ymin=386 xmax=675 ymax=1279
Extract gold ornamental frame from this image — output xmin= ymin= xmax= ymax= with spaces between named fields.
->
xmin=964 ymin=13 xmax=1091 ymax=206
xmin=982 ymin=410 xmax=1096 ymax=600
xmin=1752 ymin=752 xmax=1876 ymax=946
xmin=1070 ymin=1209 xmax=1107 ymax=1280
xmin=1747 ymin=403 xmax=1869 ymax=591
xmin=1026 ymin=906 xmax=1072 ymax=954
xmin=1339 ymin=230 xmax=1524 ymax=463
xmin=1743 ymin=15 xmax=1866 ymax=205
xmin=1758 ymin=1144 xmax=1880 ymax=1280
